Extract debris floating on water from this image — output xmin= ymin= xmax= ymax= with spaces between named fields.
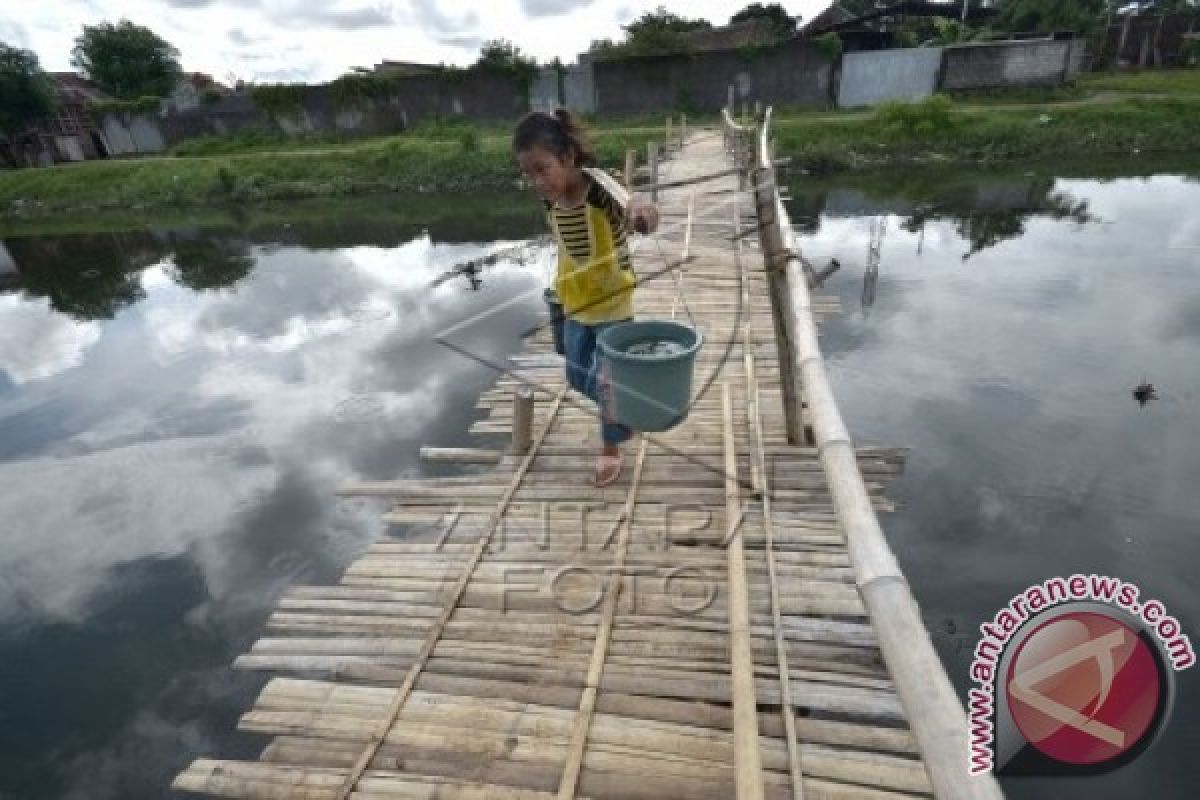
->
xmin=625 ymin=339 xmax=688 ymax=357
xmin=1133 ymin=381 xmax=1158 ymax=406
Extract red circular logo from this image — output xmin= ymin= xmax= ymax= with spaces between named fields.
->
xmin=1005 ymin=611 xmax=1163 ymax=766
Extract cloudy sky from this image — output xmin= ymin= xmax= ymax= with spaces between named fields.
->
xmin=2 ymin=0 xmax=834 ymax=84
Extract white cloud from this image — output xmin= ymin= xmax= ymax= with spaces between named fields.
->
xmin=15 ymin=1 xmax=832 ymax=82
xmin=0 ymin=17 xmax=30 ymax=47
xmin=0 ymin=295 xmax=102 ymax=384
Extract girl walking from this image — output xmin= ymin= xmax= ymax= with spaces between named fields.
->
xmin=513 ymin=109 xmax=659 ymax=487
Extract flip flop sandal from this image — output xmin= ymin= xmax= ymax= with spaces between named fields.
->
xmin=593 ymin=454 xmax=623 ymax=488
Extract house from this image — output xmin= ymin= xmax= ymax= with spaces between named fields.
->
xmin=1102 ymin=8 xmax=1199 ymax=66
xmin=166 ymin=72 xmax=232 ymax=113
xmin=680 ymin=18 xmax=789 ymax=51
xmin=351 ymin=60 xmax=446 ymax=76
xmin=0 ymin=73 xmax=112 ymax=169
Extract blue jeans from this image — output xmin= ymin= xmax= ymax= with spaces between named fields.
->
xmin=563 ymin=318 xmax=633 ymax=446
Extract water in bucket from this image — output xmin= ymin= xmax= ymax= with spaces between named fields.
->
xmin=624 ymin=339 xmax=690 ymax=358
xmin=598 ymin=321 xmax=703 ymax=432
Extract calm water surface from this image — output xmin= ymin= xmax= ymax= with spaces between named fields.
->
xmin=0 ymin=171 xmax=1196 ymax=798
xmin=793 ymin=170 xmax=1200 ymax=799
xmin=0 ymin=208 xmax=549 ymax=799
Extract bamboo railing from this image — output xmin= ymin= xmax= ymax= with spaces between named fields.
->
xmin=723 ymin=106 xmax=1006 ymax=800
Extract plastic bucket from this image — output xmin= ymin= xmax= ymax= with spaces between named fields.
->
xmin=543 ymin=288 xmax=565 ymax=356
xmin=598 ymin=320 xmax=703 ymax=432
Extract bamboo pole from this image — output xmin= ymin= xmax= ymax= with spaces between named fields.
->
xmin=736 ymin=186 xmax=806 ymax=800
xmin=512 ymin=387 xmax=534 ymax=455
xmin=665 ymin=117 xmax=673 ymax=152
xmin=420 ymin=447 xmax=503 ymax=465
xmin=749 ymin=140 xmax=803 ymax=446
xmin=624 ymin=148 xmax=636 ymax=191
xmin=758 ymin=106 xmax=1005 ymax=800
xmin=647 ymin=141 xmax=659 ymax=203
xmin=556 ymin=436 xmax=649 ymax=799
xmin=331 ymin=386 xmax=569 ymax=800
xmin=722 ymin=382 xmax=765 ymax=800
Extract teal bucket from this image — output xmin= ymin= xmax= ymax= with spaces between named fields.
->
xmin=598 ymin=320 xmax=703 ymax=432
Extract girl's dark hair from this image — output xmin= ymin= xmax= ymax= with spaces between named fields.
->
xmin=512 ymin=108 xmax=597 ymax=167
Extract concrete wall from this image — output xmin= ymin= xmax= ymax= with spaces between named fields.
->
xmin=96 ymin=69 xmax=528 ymax=153
xmin=838 ymin=47 xmax=943 ymax=108
xmin=563 ymin=63 xmax=596 ymax=114
xmin=594 ymin=39 xmax=835 ymax=114
xmin=941 ymin=39 xmax=1075 ymax=91
xmin=530 ymin=68 xmax=560 ymax=112
xmin=101 ymin=113 xmax=169 ymax=155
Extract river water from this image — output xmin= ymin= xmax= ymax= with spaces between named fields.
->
xmin=0 ymin=168 xmax=1196 ymax=798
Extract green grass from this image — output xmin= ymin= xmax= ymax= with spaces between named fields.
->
xmin=1078 ymin=67 xmax=1200 ymax=95
xmin=942 ymin=84 xmax=1088 ymax=106
xmin=6 ymin=72 xmax=1200 ymax=222
xmin=170 ymin=129 xmax=358 ymax=156
xmin=773 ymin=92 xmax=1200 ymax=174
xmin=0 ymin=127 xmax=657 ymax=220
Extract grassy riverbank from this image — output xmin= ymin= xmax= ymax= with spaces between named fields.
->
xmin=773 ymin=69 xmax=1200 ymax=174
xmin=2 ymin=69 xmax=1198 ymax=226
xmin=0 ymin=129 xmax=656 ymax=223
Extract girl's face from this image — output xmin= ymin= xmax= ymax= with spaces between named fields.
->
xmin=518 ymin=145 xmax=579 ymax=206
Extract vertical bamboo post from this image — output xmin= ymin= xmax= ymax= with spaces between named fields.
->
xmin=647 ymin=141 xmax=659 ymax=202
xmin=754 ymin=100 xmax=762 ymax=119
xmin=665 ymin=116 xmax=673 ymax=151
xmin=512 ymin=388 xmax=533 ymax=455
xmin=753 ymin=162 xmax=803 ymax=446
xmin=727 ymin=84 xmax=735 ymax=112
xmin=623 ymin=148 xmax=636 ymax=191
xmin=680 ymin=113 xmax=687 ymax=148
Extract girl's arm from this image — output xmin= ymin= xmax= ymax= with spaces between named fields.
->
xmin=583 ymin=166 xmax=659 ymax=235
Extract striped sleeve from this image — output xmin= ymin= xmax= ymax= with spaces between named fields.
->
xmin=588 ymin=179 xmax=633 ymax=271
xmin=588 ymin=179 xmax=627 ymax=233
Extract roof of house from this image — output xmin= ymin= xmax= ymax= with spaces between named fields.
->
xmin=181 ymin=72 xmax=230 ymax=92
xmin=803 ymin=3 xmax=858 ymax=33
xmin=49 ymin=72 xmax=112 ymax=104
xmin=354 ymin=60 xmax=446 ymax=76
xmin=680 ymin=18 xmax=790 ymax=51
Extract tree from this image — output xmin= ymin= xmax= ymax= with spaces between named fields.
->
xmin=0 ymin=43 xmax=57 ymax=135
xmin=474 ymin=39 xmax=537 ymax=72
xmin=991 ymin=0 xmax=1109 ymax=35
xmin=620 ymin=6 xmax=713 ymax=56
xmin=730 ymin=3 xmax=799 ymax=37
xmin=71 ymin=20 xmax=182 ymax=100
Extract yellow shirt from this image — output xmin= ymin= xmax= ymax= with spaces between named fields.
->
xmin=548 ymin=176 xmax=635 ymax=324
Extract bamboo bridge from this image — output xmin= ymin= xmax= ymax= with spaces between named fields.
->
xmin=172 ymin=109 xmax=1004 ymax=800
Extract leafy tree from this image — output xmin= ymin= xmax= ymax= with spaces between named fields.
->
xmin=619 ymin=6 xmax=713 ymax=56
xmin=991 ymin=0 xmax=1109 ymax=35
xmin=730 ymin=3 xmax=799 ymax=37
xmin=474 ymin=38 xmax=538 ymax=72
xmin=70 ymin=19 xmax=182 ymax=100
xmin=0 ymin=43 xmax=57 ymax=135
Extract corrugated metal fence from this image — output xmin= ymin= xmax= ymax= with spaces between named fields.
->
xmin=838 ymin=47 xmax=943 ymax=108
